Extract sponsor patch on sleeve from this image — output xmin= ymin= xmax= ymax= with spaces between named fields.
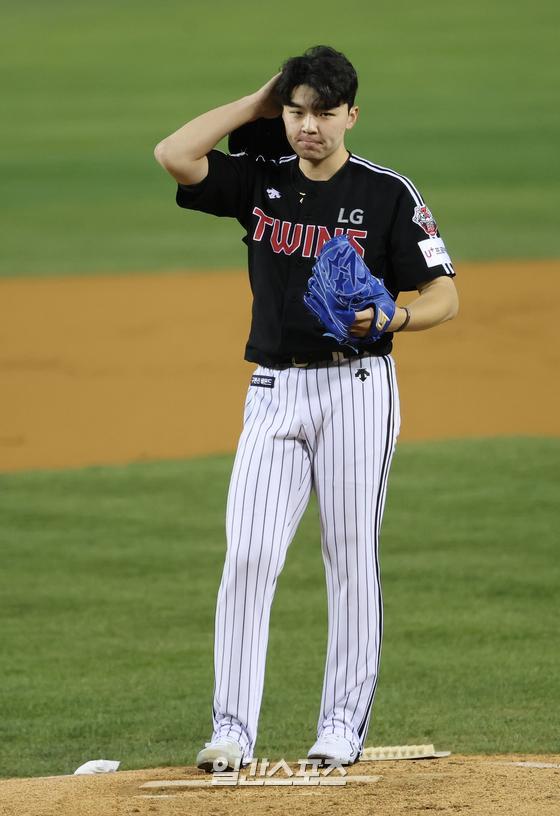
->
xmin=417 ymin=237 xmax=452 ymax=268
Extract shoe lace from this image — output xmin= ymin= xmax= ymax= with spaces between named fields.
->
xmin=322 ymin=734 xmax=350 ymax=744
xmin=318 ymin=733 xmax=358 ymax=753
xmin=205 ymin=736 xmax=242 ymax=749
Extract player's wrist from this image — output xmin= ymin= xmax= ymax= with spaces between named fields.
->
xmin=392 ymin=306 xmax=411 ymax=332
xmin=236 ymin=93 xmax=264 ymax=124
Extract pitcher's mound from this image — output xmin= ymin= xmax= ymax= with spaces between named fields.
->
xmin=1 ymin=754 xmax=559 ymax=816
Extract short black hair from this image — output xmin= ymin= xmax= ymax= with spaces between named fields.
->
xmin=275 ymin=45 xmax=358 ymax=110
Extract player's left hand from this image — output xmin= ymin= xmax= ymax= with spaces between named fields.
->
xmin=350 ymin=307 xmax=375 ymax=337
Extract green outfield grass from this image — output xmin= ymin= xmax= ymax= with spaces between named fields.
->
xmin=1 ymin=0 xmax=558 ymax=276
xmin=0 ymin=437 xmax=558 ymax=778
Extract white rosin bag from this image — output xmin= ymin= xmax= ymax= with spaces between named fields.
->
xmin=74 ymin=759 xmax=120 ymax=775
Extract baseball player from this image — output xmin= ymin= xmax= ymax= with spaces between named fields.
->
xmin=154 ymin=45 xmax=458 ymax=771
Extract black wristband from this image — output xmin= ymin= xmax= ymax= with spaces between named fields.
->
xmin=395 ymin=306 xmax=411 ymax=332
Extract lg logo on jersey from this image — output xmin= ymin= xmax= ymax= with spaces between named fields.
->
xmin=337 ymin=208 xmax=364 ymax=225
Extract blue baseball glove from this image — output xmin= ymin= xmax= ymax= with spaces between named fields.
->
xmin=303 ymin=235 xmax=396 ymax=351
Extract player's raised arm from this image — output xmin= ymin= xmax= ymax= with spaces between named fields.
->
xmin=153 ymin=74 xmax=282 ymax=185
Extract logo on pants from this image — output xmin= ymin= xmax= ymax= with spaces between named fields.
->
xmin=251 ymin=374 xmax=275 ymax=388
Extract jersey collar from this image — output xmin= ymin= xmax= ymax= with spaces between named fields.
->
xmin=291 ymin=151 xmax=352 ymax=196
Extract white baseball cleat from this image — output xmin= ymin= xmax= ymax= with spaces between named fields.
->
xmin=196 ymin=736 xmax=248 ymax=773
xmin=307 ymin=733 xmax=360 ymax=765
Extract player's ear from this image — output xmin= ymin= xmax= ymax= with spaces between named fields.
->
xmin=346 ymin=105 xmax=359 ymax=130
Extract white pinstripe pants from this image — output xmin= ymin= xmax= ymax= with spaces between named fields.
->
xmin=210 ymin=354 xmax=400 ymax=759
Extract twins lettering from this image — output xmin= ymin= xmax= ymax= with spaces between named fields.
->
xmin=252 ymin=207 xmax=367 ymax=258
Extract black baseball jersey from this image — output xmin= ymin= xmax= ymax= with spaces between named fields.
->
xmin=176 ymin=149 xmax=455 ymax=366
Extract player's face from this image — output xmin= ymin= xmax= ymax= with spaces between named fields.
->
xmin=282 ymin=84 xmax=358 ymax=163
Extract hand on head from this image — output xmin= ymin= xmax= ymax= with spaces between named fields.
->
xmin=252 ymin=73 xmax=283 ymax=120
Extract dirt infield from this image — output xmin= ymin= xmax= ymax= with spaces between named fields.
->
xmin=1 ymin=755 xmax=559 ymax=816
xmin=1 ymin=260 xmax=559 ymax=473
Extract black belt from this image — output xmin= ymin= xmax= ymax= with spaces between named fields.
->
xmin=256 ymin=349 xmax=379 ymax=370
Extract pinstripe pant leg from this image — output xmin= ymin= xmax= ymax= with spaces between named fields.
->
xmin=210 ymin=368 xmax=313 ymax=758
xmin=310 ymin=355 xmax=400 ymax=750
